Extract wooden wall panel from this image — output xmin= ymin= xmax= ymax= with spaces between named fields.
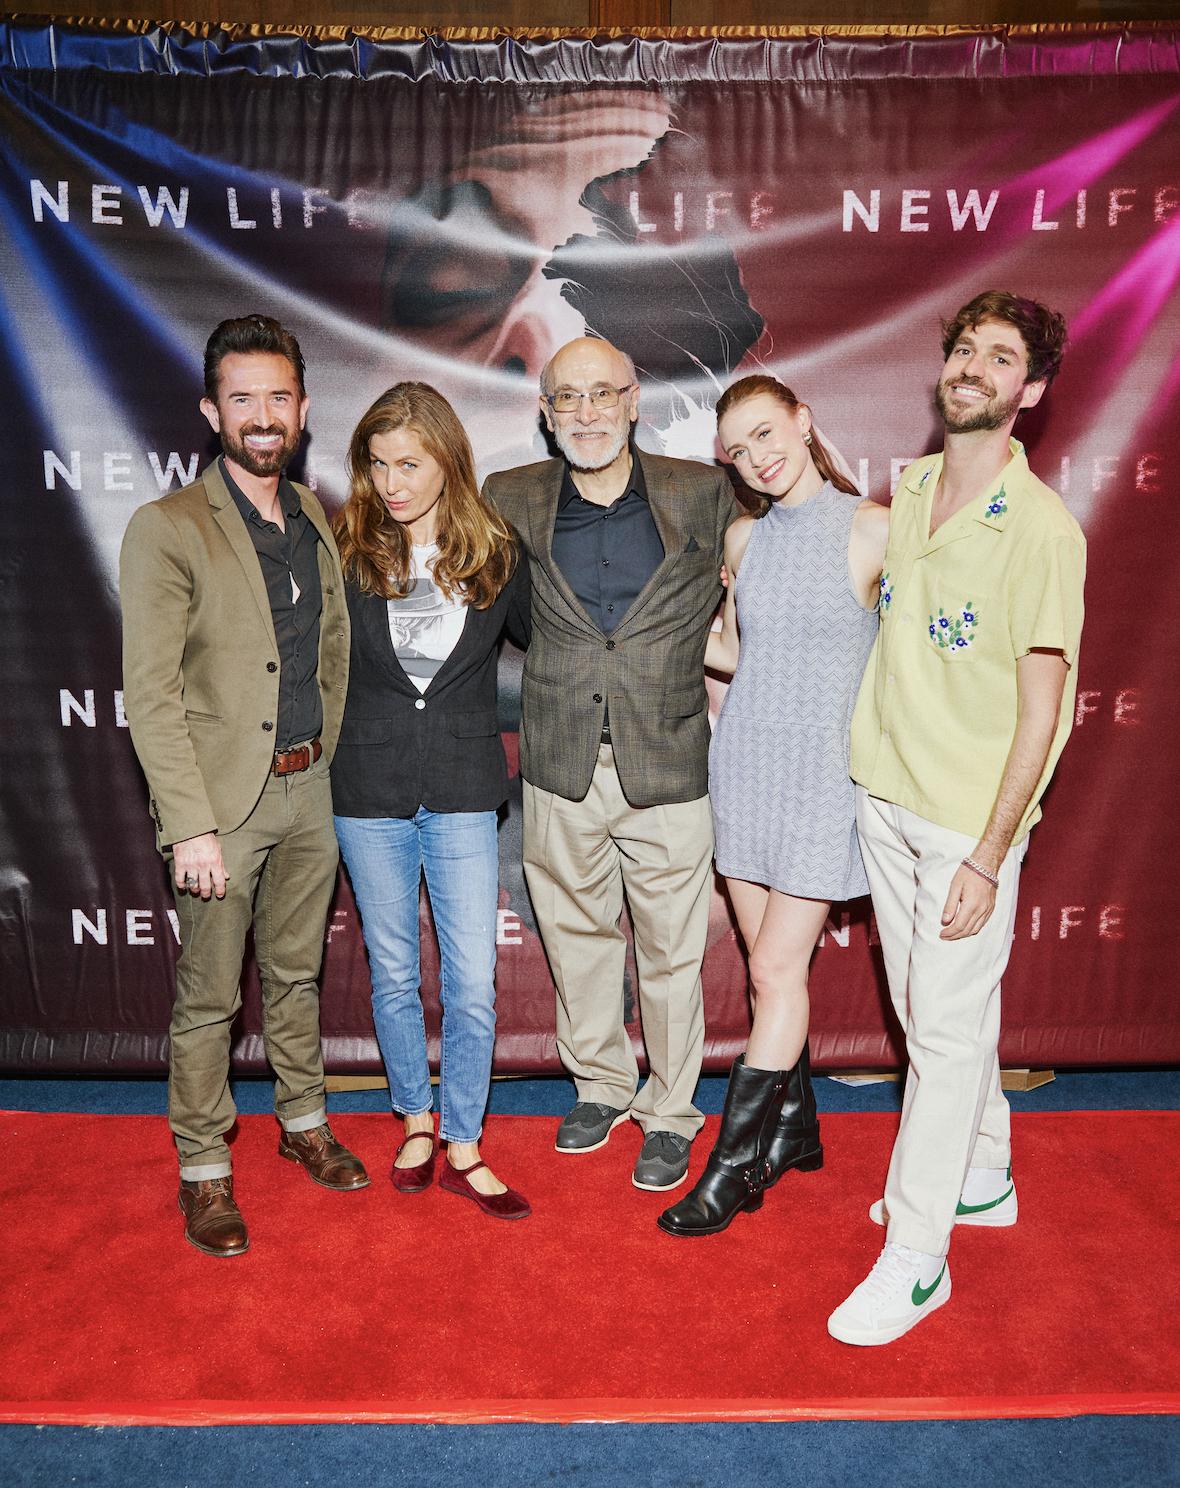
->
xmin=16 ymin=4 xmax=1176 ymax=33
xmin=593 ymin=0 xmax=671 ymax=22
xmin=672 ymin=1 xmax=1179 ymax=23
xmin=32 ymin=2 xmax=592 ymax=25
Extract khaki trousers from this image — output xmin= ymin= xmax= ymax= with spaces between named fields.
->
xmin=856 ymin=787 xmax=1024 ymax=1257
xmin=523 ymin=745 xmax=713 ymax=1139
xmin=168 ymin=751 xmax=339 ymax=1179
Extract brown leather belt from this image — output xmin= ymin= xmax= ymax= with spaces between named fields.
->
xmin=273 ymin=738 xmax=322 ymax=776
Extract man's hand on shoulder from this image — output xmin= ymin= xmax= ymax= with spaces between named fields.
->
xmin=173 ymin=832 xmax=229 ymax=901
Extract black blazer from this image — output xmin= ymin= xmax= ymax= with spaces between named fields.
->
xmin=330 ymin=551 xmax=530 ymax=818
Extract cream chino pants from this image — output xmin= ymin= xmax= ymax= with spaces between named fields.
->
xmin=523 ymin=745 xmax=713 ymax=1139
xmin=856 ymin=786 xmax=1025 ymax=1258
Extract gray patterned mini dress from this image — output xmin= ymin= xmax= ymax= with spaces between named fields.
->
xmin=709 ymin=483 xmax=879 ymax=901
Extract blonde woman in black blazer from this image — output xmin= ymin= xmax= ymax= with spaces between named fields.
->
xmin=331 ymin=383 xmax=531 ymax=1220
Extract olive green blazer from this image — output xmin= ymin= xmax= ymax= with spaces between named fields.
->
xmin=119 ymin=460 xmax=349 ymax=848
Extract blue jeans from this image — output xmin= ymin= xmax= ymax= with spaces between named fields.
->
xmin=334 ymin=808 xmax=499 ymax=1144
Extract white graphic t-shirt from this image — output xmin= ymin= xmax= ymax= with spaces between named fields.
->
xmin=387 ymin=543 xmax=468 ymax=693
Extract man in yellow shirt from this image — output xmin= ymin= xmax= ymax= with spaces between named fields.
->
xmin=828 ymin=291 xmax=1085 ymax=1346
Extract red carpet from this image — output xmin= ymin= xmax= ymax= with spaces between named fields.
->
xmin=1 ymin=1109 xmax=1177 ymax=1425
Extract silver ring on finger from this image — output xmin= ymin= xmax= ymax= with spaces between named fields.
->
xmin=184 ymin=873 xmax=199 ymax=887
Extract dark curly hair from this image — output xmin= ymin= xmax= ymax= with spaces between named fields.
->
xmin=941 ymin=291 xmax=1067 ymax=386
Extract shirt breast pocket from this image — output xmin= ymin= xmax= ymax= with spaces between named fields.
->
xmin=926 ymin=588 xmax=990 ymax=660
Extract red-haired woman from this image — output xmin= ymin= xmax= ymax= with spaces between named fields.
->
xmin=331 ymin=383 xmax=531 ymax=1219
xmin=660 ymin=376 xmax=888 ymax=1238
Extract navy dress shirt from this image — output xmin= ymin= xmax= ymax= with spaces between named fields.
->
xmin=550 ymin=452 xmax=664 ymax=636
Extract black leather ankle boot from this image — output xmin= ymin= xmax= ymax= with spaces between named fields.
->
xmin=765 ymin=1042 xmax=823 ymax=1185
xmin=656 ymin=1056 xmax=788 ymax=1237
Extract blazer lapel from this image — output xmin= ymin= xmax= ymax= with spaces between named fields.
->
xmin=527 ymin=464 xmax=601 ymax=637
xmin=612 ymin=455 xmax=691 ymax=635
xmin=357 ymin=587 xmax=420 ymax=695
xmin=424 ymin=602 xmax=478 ymax=694
xmin=204 ymin=462 xmax=279 ymax=650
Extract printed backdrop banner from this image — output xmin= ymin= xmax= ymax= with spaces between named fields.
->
xmin=1 ymin=23 xmax=1178 ymax=1075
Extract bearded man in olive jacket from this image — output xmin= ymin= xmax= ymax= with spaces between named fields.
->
xmin=121 ymin=315 xmax=368 ymax=1258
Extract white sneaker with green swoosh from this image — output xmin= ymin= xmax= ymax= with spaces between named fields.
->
xmin=827 ymin=1242 xmax=951 ymax=1346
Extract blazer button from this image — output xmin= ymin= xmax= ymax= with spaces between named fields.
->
xmin=592 ymin=692 xmax=602 ymax=703
xmin=262 ymin=721 xmax=273 ymax=731
xmin=605 ymin=640 xmax=616 ymax=650
xmin=415 ymin=698 xmax=426 ymax=710
xmin=267 ymin=661 xmax=278 ymax=673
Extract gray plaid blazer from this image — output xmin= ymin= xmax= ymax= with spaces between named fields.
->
xmin=484 ymin=448 xmax=737 ymax=806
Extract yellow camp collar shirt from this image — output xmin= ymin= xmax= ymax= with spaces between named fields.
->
xmin=850 ymin=439 xmax=1086 ymax=844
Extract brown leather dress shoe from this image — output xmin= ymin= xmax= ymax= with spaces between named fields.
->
xmin=278 ymin=1123 xmax=370 ymax=1190
xmin=178 ymin=1177 xmax=250 ymax=1257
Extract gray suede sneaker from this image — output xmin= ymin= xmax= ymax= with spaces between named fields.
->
xmin=555 ymin=1101 xmax=630 ymax=1153
xmin=632 ymin=1131 xmax=691 ymax=1191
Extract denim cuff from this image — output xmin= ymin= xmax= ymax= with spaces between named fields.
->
xmin=439 ymin=1125 xmax=483 ymax=1145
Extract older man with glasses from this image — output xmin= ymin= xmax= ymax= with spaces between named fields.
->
xmin=483 ymin=337 xmax=737 ymax=1192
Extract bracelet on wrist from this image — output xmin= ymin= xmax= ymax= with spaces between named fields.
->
xmin=962 ymin=857 xmax=1000 ymax=888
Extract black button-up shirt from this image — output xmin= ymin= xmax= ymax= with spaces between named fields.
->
xmin=550 ymin=452 xmax=664 ymax=636
xmin=222 ymin=458 xmax=323 ymax=750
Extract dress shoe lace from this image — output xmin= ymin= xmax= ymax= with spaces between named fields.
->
xmin=856 ymin=1243 xmax=927 ymax=1313
xmin=642 ymin=1132 xmax=687 ymax=1164
xmin=187 ymin=1177 xmax=233 ymax=1200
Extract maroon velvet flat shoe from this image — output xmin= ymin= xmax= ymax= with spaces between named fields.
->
xmin=390 ymin=1132 xmax=438 ymax=1193
xmin=439 ymin=1159 xmax=531 ymax=1220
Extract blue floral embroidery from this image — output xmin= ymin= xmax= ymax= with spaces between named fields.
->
xmin=985 ymin=485 xmax=1008 ymax=520
xmin=879 ymin=571 xmax=893 ymax=613
xmin=929 ymin=602 xmax=981 ymax=653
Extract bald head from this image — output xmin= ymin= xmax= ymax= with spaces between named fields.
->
xmin=540 ymin=337 xmax=636 ymax=397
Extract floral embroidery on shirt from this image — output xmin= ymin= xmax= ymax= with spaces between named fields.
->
xmin=879 ymin=571 xmax=893 ymax=613
xmin=985 ymin=485 xmax=1008 ymax=521
xmin=928 ymin=602 xmax=980 ymax=653
xmin=919 ymin=468 xmax=932 ymax=487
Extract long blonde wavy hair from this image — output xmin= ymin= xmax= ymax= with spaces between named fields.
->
xmin=333 ymin=382 xmax=517 ymax=609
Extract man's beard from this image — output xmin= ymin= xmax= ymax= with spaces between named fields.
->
xmin=935 ymin=379 xmax=1024 ymax=434
xmin=221 ymin=422 xmax=302 ymax=477
xmin=553 ymin=421 xmax=629 ymax=472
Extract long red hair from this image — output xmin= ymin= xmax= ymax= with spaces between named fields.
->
xmin=716 ymin=375 xmax=859 ymax=512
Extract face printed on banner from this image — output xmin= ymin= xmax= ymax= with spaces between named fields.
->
xmin=935 ymin=318 xmax=1046 ymax=434
xmin=541 ymin=339 xmax=639 ymax=473
xmin=718 ymin=392 xmax=820 ymax=506
xmin=369 ymin=426 xmax=446 ymax=545
xmin=201 ymin=352 xmax=308 ymax=478
xmin=380 ymin=91 xmax=673 ymax=392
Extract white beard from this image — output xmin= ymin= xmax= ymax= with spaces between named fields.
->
xmin=554 ymin=421 xmax=630 ymax=472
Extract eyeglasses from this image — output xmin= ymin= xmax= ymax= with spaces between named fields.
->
xmin=544 ymin=383 xmax=636 ymax=414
